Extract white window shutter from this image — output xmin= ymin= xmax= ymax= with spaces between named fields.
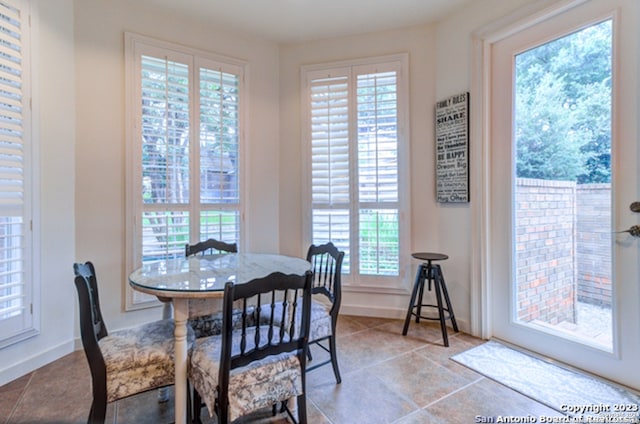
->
xmin=356 ymin=71 xmax=400 ymax=275
xmin=126 ymin=34 xmax=245 ymax=308
xmin=310 ymin=76 xmax=350 ymax=206
xmin=198 ymin=66 xmax=241 ymax=243
xmin=0 ymin=0 xmax=33 ymax=344
xmin=309 ymin=75 xmax=351 ymax=272
xmin=305 ymin=56 xmax=407 ymax=284
xmin=140 ymin=55 xmax=191 ymax=262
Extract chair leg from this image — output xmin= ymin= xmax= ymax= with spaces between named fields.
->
xmin=193 ymin=390 xmax=203 ymax=424
xmin=218 ymin=399 xmax=229 ymax=424
xmin=88 ymin=398 xmax=106 ymax=424
xmin=88 ymin=377 xmax=107 ymax=424
xmin=328 ymin=334 xmax=342 ymax=384
xmin=296 ymin=393 xmax=307 ymax=424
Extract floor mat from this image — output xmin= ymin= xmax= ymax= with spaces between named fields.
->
xmin=451 ymin=340 xmax=640 ymax=419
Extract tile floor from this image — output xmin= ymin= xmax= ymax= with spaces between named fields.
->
xmin=1 ymin=315 xmax=563 ymax=424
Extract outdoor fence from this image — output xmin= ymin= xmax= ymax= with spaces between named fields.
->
xmin=515 ymin=178 xmax=611 ymax=325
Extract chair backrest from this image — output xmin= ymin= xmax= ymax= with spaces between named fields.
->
xmin=73 ymin=261 xmax=108 ymax=382
xmin=218 ymin=271 xmax=313 ymax=405
xmin=185 ymin=238 xmax=238 ymax=257
xmin=306 ymin=242 xmax=344 ymax=316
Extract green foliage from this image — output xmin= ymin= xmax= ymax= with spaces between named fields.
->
xmin=515 ymin=20 xmax=611 ymax=183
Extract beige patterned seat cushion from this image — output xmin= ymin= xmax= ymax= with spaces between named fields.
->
xmin=98 ymin=319 xmax=195 ymax=402
xmin=188 ymin=299 xmax=256 ymax=338
xmin=189 ymin=327 xmax=303 ymax=422
xmin=189 ymin=307 xmax=257 ymax=338
xmin=259 ymin=299 xmax=332 ymax=341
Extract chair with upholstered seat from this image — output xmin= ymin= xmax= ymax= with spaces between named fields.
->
xmin=257 ymin=242 xmax=344 ymax=384
xmin=184 ymin=238 xmax=239 ymax=338
xmin=73 ymin=261 xmax=195 ymax=424
xmin=189 ymin=271 xmax=313 ymax=424
xmin=304 ymin=242 xmax=344 ymax=383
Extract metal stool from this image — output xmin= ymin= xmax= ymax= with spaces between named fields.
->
xmin=402 ymin=252 xmax=458 ymax=346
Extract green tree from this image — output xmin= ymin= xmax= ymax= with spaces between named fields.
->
xmin=515 ymin=20 xmax=611 ymax=183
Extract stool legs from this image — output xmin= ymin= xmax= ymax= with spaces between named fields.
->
xmin=402 ymin=264 xmax=426 ymax=335
xmin=436 ymin=264 xmax=458 ymax=333
xmin=402 ymin=261 xmax=458 ymax=347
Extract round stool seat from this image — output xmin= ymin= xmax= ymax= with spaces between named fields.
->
xmin=411 ymin=252 xmax=448 ymax=262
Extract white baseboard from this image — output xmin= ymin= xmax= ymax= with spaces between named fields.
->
xmin=0 ymin=340 xmax=75 ymax=387
xmin=340 ymin=304 xmax=470 ymax=334
xmin=341 ymin=304 xmax=406 ymax=319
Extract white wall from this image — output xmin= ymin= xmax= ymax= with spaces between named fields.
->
xmin=0 ymin=0 xmax=76 ymax=386
xmin=433 ymin=0 xmax=536 ymax=333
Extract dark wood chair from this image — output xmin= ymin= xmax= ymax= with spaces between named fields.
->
xmin=256 ymin=242 xmax=344 ymax=384
xmin=73 ymin=261 xmax=194 ymax=424
xmin=185 ymin=238 xmax=238 ymax=257
xmin=183 ymin=238 xmax=239 ymax=338
xmin=189 ymin=271 xmax=313 ymax=424
xmin=305 ymin=242 xmax=344 ymax=383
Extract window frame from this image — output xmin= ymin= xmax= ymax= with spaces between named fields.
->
xmin=124 ymin=33 xmax=246 ymax=310
xmin=301 ymin=53 xmax=411 ymax=291
xmin=0 ymin=0 xmax=39 ymax=348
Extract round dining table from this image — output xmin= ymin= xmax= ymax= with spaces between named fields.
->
xmin=128 ymin=252 xmax=311 ymax=424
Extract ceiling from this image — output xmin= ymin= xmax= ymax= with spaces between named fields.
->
xmin=139 ymin=0 xmax=477 ymax=44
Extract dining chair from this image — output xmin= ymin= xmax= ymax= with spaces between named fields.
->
xmin=185 ymin=238 xmax=238 ymax=257
xmin=189 ymin=271 xmax=313 ymax=424
xmin=73 ymin=261 xmax=195 ymax=424
xmin=184 ymin=238 xmax=239 ymax=338
xmin=257 ymin=242 xmax=344 ymax=384
xmin=304 ymin=242 xmax=344 ymax=383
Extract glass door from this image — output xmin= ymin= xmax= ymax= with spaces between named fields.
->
xmin=489 ymin=0 xmax=640 ymax=389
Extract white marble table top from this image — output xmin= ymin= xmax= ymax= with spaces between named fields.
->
xmin=128 ymin=253 xmax=311 ymax=298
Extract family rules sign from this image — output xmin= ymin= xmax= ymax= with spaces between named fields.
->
xmin=435 ymin=92 xmax=469 ymax=203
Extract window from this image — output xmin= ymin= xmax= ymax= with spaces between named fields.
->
xmin=302 ymin=54 xmax=409 ymax=288
xmin=125 ymin=34 xmax=245 ymax=308
xmin=0 ymin=0 xmax=36 ymax=346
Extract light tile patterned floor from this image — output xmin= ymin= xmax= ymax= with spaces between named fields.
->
xmin=1 ymin=316 xmax=562 ymax=424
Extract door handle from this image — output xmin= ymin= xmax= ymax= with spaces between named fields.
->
xmin=616 ymin=202 xmax=640 ymax=236
xmin=616 ymin=225 xmax=640 ymax=237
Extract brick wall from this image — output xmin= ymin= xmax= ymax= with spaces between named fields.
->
xmin=515 ymin=178 xmax=576 ymax=325
xmin=514 ymin=179 xmax=612 ymax=326
xmin=576 ymin=184 xmax=612 ymax=306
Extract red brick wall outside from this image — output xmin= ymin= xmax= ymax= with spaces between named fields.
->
xmin=515 ymin=178 xmax=576 ymax=325
xmin=515 ymin=179 xmax=612 ymax=326
xmin=576 ymin=184 xmax=612 ymax=307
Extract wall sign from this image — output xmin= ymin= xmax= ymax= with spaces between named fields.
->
xmin=435 ymin=92 xmax=469 ymax=203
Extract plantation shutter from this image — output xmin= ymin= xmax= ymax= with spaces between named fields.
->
xmin=305 ymin=55 xmax=407 ymax=285
xmin=198 ymin=66 xmax=241 ymax=243
xmin=127 ymin=34 xmax=245 ymax=308
xmin=356 ymin=70 xmax=400 ymax=275
xmin=140 ymin=54 xmax=191 ymax=263
xmin=309 ymin=73 xmax=351 ymax=272
xmin=0 ymin=0 xmax=32 ymax=342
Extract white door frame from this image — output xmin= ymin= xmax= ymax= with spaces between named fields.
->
xmin=470 ymin=0 xmax=600 ymax=339
xmin=470 ymin=0 xmax=640 ymax=389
